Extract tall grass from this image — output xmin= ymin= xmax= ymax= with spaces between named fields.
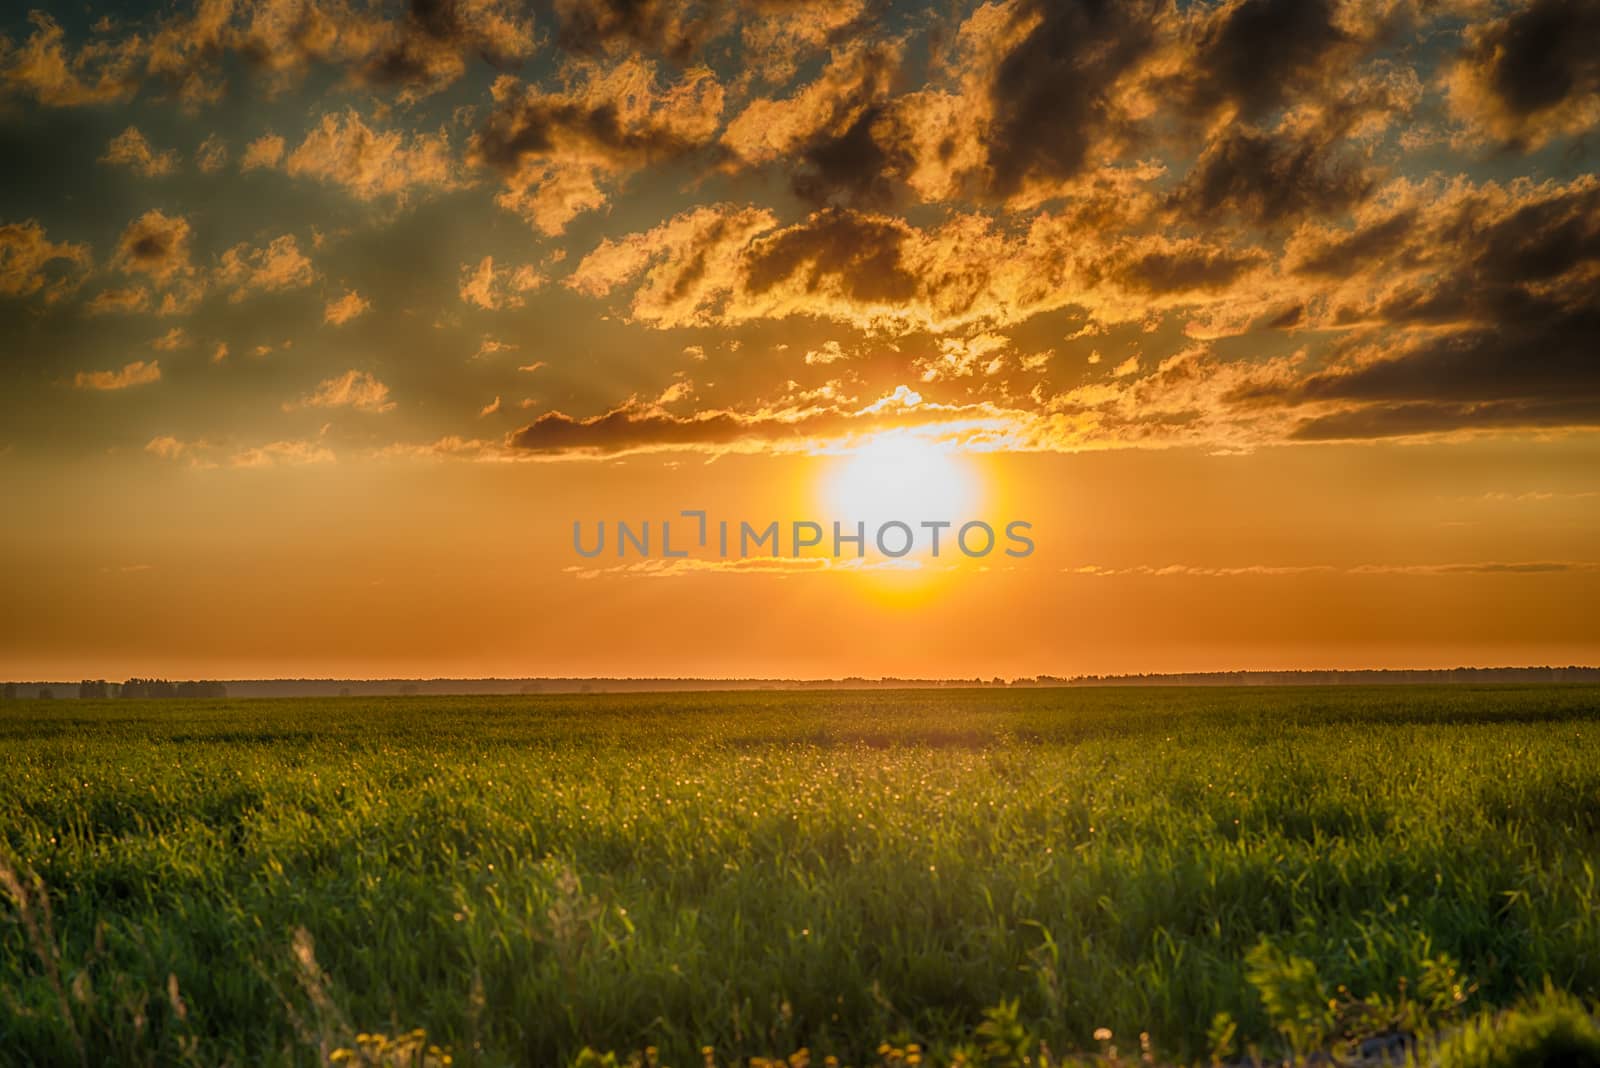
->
xmin=1 ymin=686 xmax=1597 ymax=1066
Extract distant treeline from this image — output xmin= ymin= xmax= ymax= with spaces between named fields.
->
xmin=213 ymin=667 xmax=1600 ymax=696
xmin=4 ymin=668 xmax=1598 ymax=700
xmin=111 ymin=679 xmax=229 ymax=698
xmin=0 ymin=679 xmax=229 ymax=700
xmin=1035 ymin=667 xmax=1600 ymax=687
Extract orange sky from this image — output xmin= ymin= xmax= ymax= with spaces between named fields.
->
xmin=4 ymin=434 xmax=1596 ymax=679
xmin=2 ymin=0 xmax=1598 ymax=679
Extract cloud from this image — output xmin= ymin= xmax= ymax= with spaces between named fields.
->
xmin=99 ymin=127 xmax=179 ymax=177
xmin=1173 ymin=0 xmax=1391 ymax=122
xmin=147 ymin=433 xmax=339 ymax=468
xmin=118 ymin=211 xmax=192 ymax=280
xmin=566 ymin=202 xmax=777 ymax=321
xmin=1071 ymin=560 xmax=1600 ymax=577
xmin=11 ymin=0 xmax=1600 ymax=462
xmin=374 ymin=434 xmax=504 ymax=462
xmin=475 ymin=335 xmax=518 ymax=358
xmin=285 ymin=110 xmax=459 ymax=201
xmin=144 ymin=434 xmax=192 ymax=461
xmin=74 ymin=359 xmax=161 ymax=390
xmin=1167 ymin=67 xmax=1418 ymax=228
xmin=458 ymin=255 xmax=543 ymax=309
xmin=737 ymin=0 xmax=872 ymax=86
xmin=291 ymin=369 xmax=396 ymax=413
xmin=1447 ymin=0 xmax=1600 ymax=150
xmin=479 ymin=395 xmax=502 ymax=417
xmin=6 ymin=0 xmax=537 ymax=110
xmin=1170 ymin=123 xmax=1375 ymax=227
xmin=721 ymin=40 xmax=904 ymax=208
xmin=241 ymin=133 xmax=286 ymax=171
xmin=975 ymin=0 xmax=1165 ymax=202
xmin=1287 ymin=398 xmax=1600 ymax=441
xmin=1093 ymin=236 xmax=1268 ymax=294
xmin=0 ymin=220 xmax=90 ymax=301
xmin=140 ymin=0 xmax=232 ymax=108
xmin=146 ymin=434 xmax=336 ymax=468
xmin=504 ymin=385 xmax=1003 ymax=458
xmin=217 ymin=234 xmax=316 ymax=301
xmin=470 ymin=60 xmax=725 ymax=233
xmin=1236 ymin=174 xmax=1600 ymax=439
xmin=804 ymin=340 xmax=848 ymax=366
xmin=150 ymin=326 xmax=190 ymax=351
xmin=550 ymin=0 xmax=729 ymax=61
xmin=568 ymin=202 xmax=1232 ymax=334
xmin=353 ymin=0 xmax=537 ymax=100
xmin=324 ymin=288 xmax=370 ymax=325
xmin=85 ymin=285 xmax=151 ymax=315
xmin=0 ymin=12 xmax=140 ymax=106
xmin=916 ymin=333 xmax=1009 ymax=382
xmin=229 ymin=440 xmax=336 ymax=468
xmin=195 ymin=133 xmax=228 ymax=173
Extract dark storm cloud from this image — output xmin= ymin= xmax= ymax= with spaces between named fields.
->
xmin=1289 ymin=211 xmax=1419 ymax=276
xmin=475 ymin=100 xmax=687 ymax=172
xmin=1183 ymin=0 xmax=1356 ymax=119
xmin=471 ymin=70 xmax=722 ymax=182
xmin=1290 ymin=396 xmax=1600 ymax=440
xmin=1100 ymin=242 xmax=1268 ymax=294
xmin=980 ymin=0 xmax=1163 ymax=199
xmin=1475 ymin=182 xmax=1600 ymax=284
xmin=550 ymin=0 xmax=727 ymax=61
xmin=744 ymin=208 xmax=918 ymax=305
xmin=1331 ymin=180 xmax=1600 ymax=328
xmin=1168 ymin=124 xmax=1375 ymax=226
xmin=1452 ymin=0 xmax=1600 ymax=147
xmin=1300 ymin=309 xmax=1600 ymax=406
xmin=505 ymin=398 xmax=936 ymax=455
xmin=509 ymin=407 xmax=761 ymax=452
xmin=359 ymin=0 xmax=534 ymax=90
xmin=548 ymin=0 xmax=890 ymax=63
xmin=791 ymin=104 xmax=914 ymax=209
xmin=1236 ymin=176 xmax=1600 ymax=438
xmin=782 ymin=42 xmax=908 ymax=209
xmin=1481 ymin=0 xmax=1600 ymax=116
xmin=1167 ymin=63 xmax=1420 ymax=228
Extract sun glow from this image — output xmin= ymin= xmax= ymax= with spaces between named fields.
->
xmin=822 ymin=431 xmax=983 ymax=540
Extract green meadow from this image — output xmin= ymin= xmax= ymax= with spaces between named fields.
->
xmin=2 ymin=687 xmax=1599 ymax=1067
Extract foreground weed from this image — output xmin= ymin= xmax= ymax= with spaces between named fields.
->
xmin=0 ymin=851 xmax=202 ymax=1067
xmin=1425 ymin=988 xmax=1600 ymax=1068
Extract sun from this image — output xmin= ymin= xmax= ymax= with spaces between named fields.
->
xmin=821 ymin=430 xmax=982 ymax=540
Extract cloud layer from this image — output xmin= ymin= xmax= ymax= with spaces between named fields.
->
xmin=2 ymin=0 xmax=1598 ymax=460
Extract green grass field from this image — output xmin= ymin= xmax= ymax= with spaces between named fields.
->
xmin=3 ymin=687 xmax=1599 ymax=1067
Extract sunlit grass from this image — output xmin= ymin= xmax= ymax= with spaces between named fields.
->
xmin=1 ymin=686 xmax=1598 ymax=1066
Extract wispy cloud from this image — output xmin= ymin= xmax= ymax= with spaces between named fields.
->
xmin=74 ymin=359 xmax=161 ymax=390
xmin=288 ymin=370 xmax=396 ymax=414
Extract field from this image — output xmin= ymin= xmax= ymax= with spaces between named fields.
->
xmin=3 ymin=687 xmax=1600 ymax=1067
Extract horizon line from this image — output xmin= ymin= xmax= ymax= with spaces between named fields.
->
xmin=7 ymin=665 xmax=1600 ymax=690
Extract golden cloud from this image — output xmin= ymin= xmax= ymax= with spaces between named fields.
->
xmin=75 ymin=359 xmax=162 ymax=390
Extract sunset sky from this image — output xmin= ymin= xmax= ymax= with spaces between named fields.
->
xmin=2 ymin=0 xmax=1598 ymax=681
